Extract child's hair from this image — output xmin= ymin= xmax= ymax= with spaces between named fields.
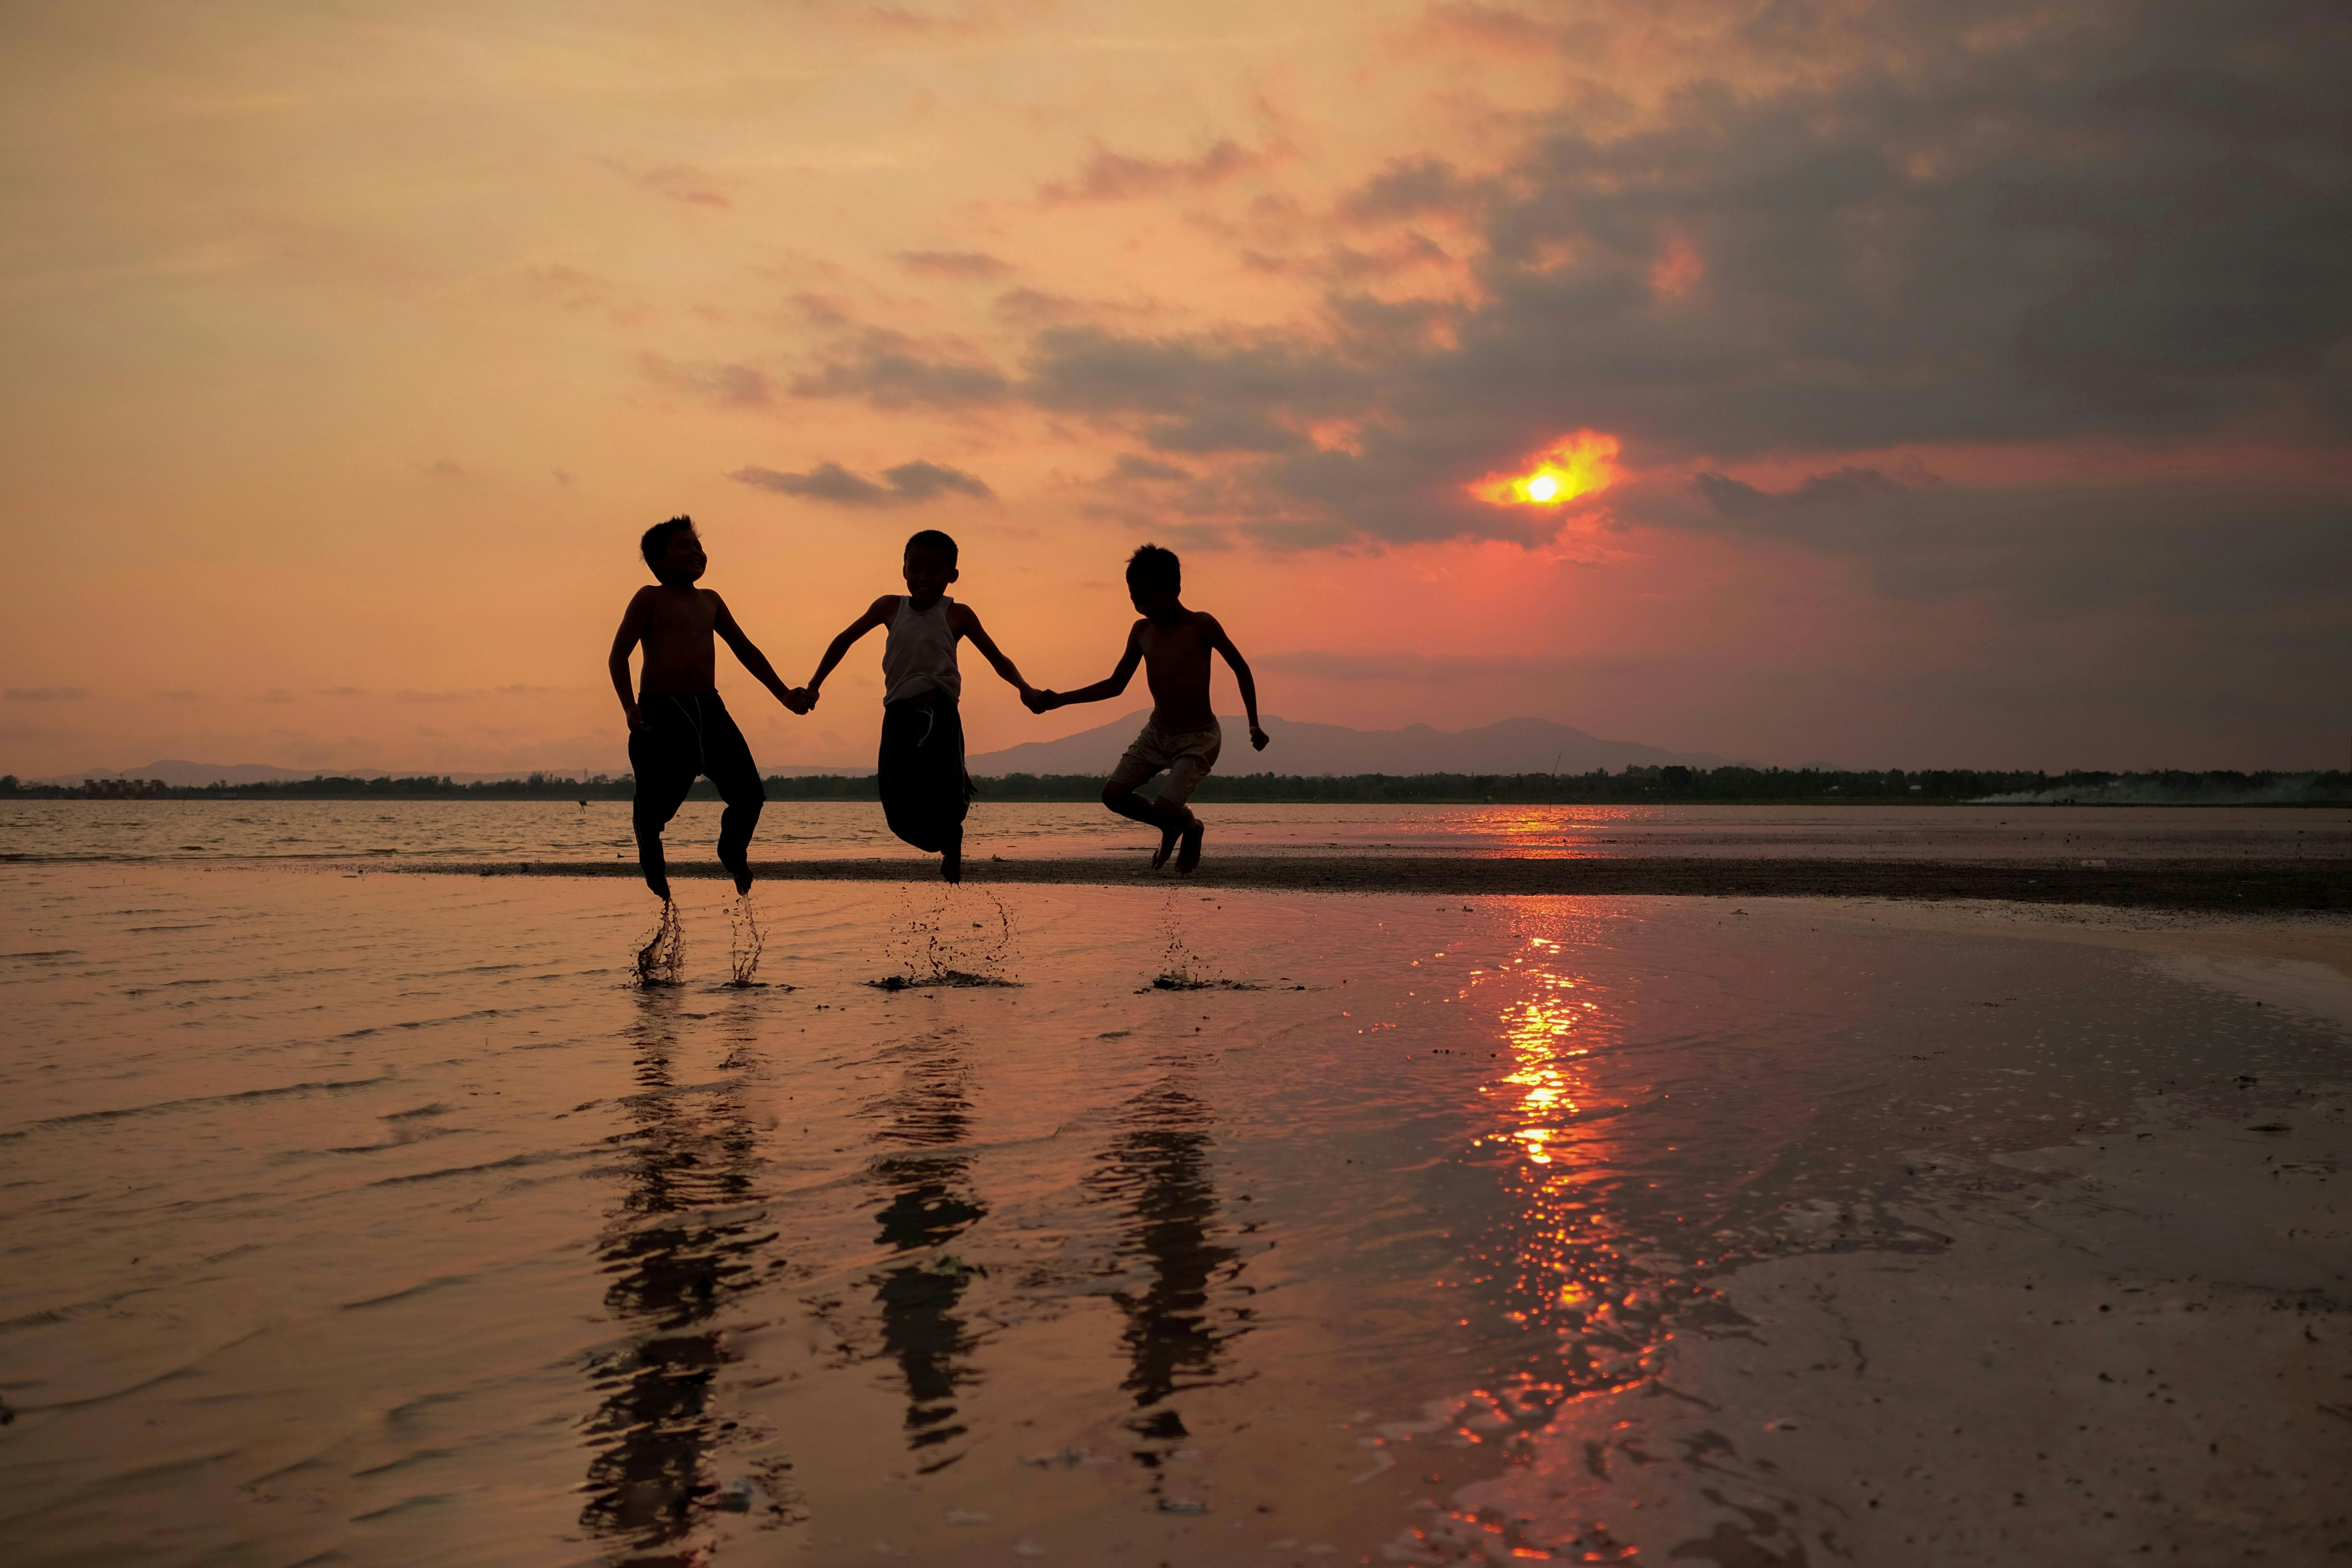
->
xmin=904 ymin=528 xmax=959 ymax=566
xmin=1126 ymin=543 xmax=1181 ymax=594
xmin=640 ymin=515 xmax=695 ymax=571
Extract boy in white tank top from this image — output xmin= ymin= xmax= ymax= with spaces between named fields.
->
xmin=802 ymin=529 xmax=1040 ymax=882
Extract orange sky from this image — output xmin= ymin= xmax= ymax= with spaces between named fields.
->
xmin=3 ymin=0 xmax=2346 ymax=777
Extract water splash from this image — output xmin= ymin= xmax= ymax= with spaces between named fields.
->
xmin=633 ymin=900 xmax=684 ymax=987
xmin=875 ymin=883 xmax=1019 ymax=989
xmin=726 ymin=894 xmax=764 ymax=987
xmin=1146 ymin=886 xmax=1258 ymax=990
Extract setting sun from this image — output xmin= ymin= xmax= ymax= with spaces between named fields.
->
xmin=1470 ymin=431 xmax=1623 ymax=508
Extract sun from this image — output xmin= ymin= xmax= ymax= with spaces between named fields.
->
xmin=1469 ymin=431 xmax=1622 ymax=508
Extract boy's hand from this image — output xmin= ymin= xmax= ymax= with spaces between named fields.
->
xmin=1023 ymin=687 xmax=1055 ymax=714
xmin=781 ymin=686 xmax=811 ymax=715
xmin=625 ymin=703 xmax=648 ymax=734
xmin=1249 ymin=723 xmax=1270 ymax=751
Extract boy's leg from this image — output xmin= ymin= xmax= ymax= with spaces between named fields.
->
xmin=1160 ymin=728 xmax=1222 ymax=874
xmin=932 ymin=698 xmax=970 ymax=883
xmin=1102 ymin=727 xmax=1191 ymax=866
xmin=627 ymin=714 xmax=696 ymax=902
xmin=700 ymin=697 xmax=764 ymax=895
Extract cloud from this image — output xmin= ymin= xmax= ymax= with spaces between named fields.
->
xmin=6 ymin=686 xmax=90 ymax=701
xmin=419 ymin=458 xmax=465 ymax=477
xmin=730 ymin=458 xmax=994 ymax=506
xmin=969 ymin=0 xmax=2352 ymax=566
xmin=1023 ymin=326 xmax=1370 ymax=451
xmin=315 ymin=686 xmax=369 ymax=698
xmin=897 ymin=250 xmax=1013 ymax=281
xmin=639 ymin=352 xmax=774 ymax=408
xmin=1335 ymin=158 xmax=1491 ymax=224
xmin=156 ymin=689 xmax=205 ymax=702
xmin=1038 ymin=138 xmax=1265 ymax=205
xmin=1112 ymin=454 xmax=1192 ymax=482
xmin=604 ymin=159 xmax=732 ymax=210
xmin=789 ymin=330 xmax=1010 ymax=408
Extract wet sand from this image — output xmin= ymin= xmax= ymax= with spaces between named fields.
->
xmin=2 ymin=868 xmax=2346 ymax=1566
xmin=407 ymin=852 xmax=2352 ymax=911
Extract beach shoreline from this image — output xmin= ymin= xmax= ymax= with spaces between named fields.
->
xmin=368 ymin=852 xmax=2352 ymax=911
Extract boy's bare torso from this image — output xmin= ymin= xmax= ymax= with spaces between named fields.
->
xmin=634 ymin=585 xmax=721 ymax=697
xmin=1137 ymin=612 xmax=1219 ymax=732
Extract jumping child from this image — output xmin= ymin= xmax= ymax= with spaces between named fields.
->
xmin=608 ymin=515 xmax=807 ymax=902
xmin=802 ymin=529 xmax=1037 ymax=883
xmin=1026 ymin=543 xmax=1266 ymax=872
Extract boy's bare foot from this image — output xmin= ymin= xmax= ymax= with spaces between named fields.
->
xmin=720 ymin=850 xmax=752 ymax=896
xmin=1152 ymin=821 xmax=1181 ymax=869
xmin=942 ymin=844 xmax=962 ymax=884
xmin=1176 ymin=819 xmax=1204 ymax=873
xmin=646 ymin=873 xmax=672 ymax=902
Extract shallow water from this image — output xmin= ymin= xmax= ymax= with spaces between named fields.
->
xmin=0 ymin=865 xmax=2339 ymax=1566
xmin=3 ymin=798 xmax=2344 ymax=866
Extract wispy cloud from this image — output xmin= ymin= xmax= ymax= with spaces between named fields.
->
xmin=639 ymin=353 xmax=774 ymax=408
xmin=6 ymin=686 xmax=90 ymax=701
xmin=731 ymin=459 xmax=994 ymax=507
xmin=897 ymin=249 xmax=1013 ymax=281
xmin=1038 ymin=138 xmax=1267 ymax=205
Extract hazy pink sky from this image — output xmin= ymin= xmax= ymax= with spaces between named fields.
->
xmin=4 ymin=0 xmax=2346 ymax=777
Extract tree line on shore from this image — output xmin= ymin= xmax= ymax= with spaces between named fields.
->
xmin=5 ymin=767 xmax=2346 ymax=805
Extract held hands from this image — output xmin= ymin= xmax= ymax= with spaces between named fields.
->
xmin=1250 ymin=723 xmax=1270 ymax=751
xmin=779 ymin=686 xmax=814 ymax=715
xmin=1021 ymin=686 xmax=1057 ymax=714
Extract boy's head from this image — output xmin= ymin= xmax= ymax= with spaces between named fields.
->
xmin=1125 ymin=543 xmax=1182 ymax=616
xmin=640 ymin=515 xmax=705 ymax=585
xmin=902 ymin=528 xmax=960 ymax=602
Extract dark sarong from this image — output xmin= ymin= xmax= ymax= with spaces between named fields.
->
xmin=628 ymin=690 xmax=763 ymax=893
xmin=878 ymin=688 xmax=970 ymax=854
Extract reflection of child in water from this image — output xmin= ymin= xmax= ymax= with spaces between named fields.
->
xmin=606 ymin=516 xmax=808 ymax=902
xmin=802 ymin=530 xmax=1040 ymax=884
xmin=1027 ymin=544 xmax=1267 ymax=872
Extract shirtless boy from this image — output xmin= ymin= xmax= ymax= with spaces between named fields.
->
xmin=1026 ymin=543 xmax=1266 ymax=872
xmin=801 ymin=529 xmax=1037 ymax=884
xmin=607 ymin=515 xmax=806 ymax=902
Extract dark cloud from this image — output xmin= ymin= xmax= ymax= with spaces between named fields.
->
xmin=419 ymin=458 xmax=466 ymax=477
xmin=970 ymin=0 xmax=2352 ymax=592
xmin=1112 ymin=454 xmax=1192 ymax=482
xmin=1335 ymin=158 xmax=1491 ymax=223
xmin=788 ymin=330 xmax=1010 ymax=407
xmin=1024 ymin=326 xmax=1369 ymax=451
xmin=898 ymin=249 xmax=1013 ymax=280
xmin=731 ymin=459 xmax=994 ymax=506
xmin=1673 ymin=463 xmax=2352 ymax=617
xmin=639 ymin=352 xmax=773 ymax=408
xmin=1038 ymin=138 xmax=1264 ymax=204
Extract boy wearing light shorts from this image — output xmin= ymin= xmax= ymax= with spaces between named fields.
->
xmin=1027 ymin=544 xmax=1267 ymax=872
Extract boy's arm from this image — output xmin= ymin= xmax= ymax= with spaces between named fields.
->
xmin=1203 ymin=614 xmax=1269 ymax=750
xmin=1038 ymin=623 xmax=1143 ymax=710
xmin=802 ymin=595 xmax=898 ymax=709
xmin=608 ymin=589 xmax=651 ymax=732
xmin=712 ymin=593 xmax=803 ymax=712
xmin=948 ymin=605 xmax=1035 ymax=698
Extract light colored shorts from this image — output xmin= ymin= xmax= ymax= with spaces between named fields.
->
xmin=1107 ymin=721 xmax=1222 ymax=806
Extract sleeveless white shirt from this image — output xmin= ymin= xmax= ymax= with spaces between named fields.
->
xmin=882 ymin=594 xmax=962 ymax=704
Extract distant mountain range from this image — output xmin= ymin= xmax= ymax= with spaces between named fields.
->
xmin=33 ymin=718 xmax=1730 ymax=787
xmin=966 ymin=713 xmax=1728 ymax=777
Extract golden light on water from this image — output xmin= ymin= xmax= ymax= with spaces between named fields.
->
xmin=1469 ymin=430 xmax=1622 ymax=508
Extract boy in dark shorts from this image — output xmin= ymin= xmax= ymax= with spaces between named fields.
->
xmin=801 ymin=529 xmax=1038 ymax=883
xmin=1026 ymin=543 xmax=1267 ymax=872
xmin=607 ymin=515 xmax=807 ymax=902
